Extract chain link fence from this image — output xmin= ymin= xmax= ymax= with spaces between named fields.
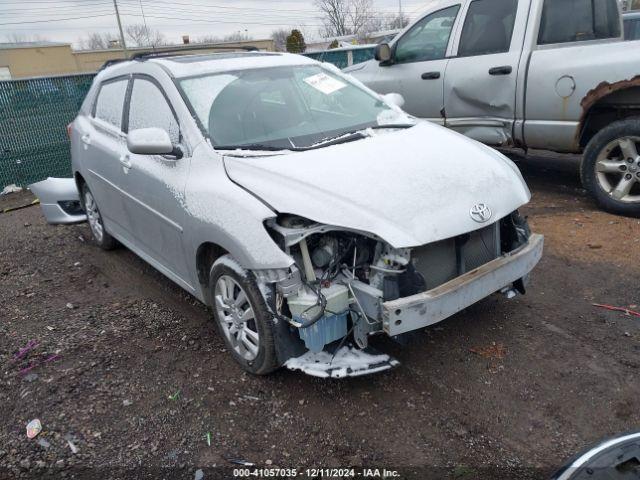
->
xmin=0 ymin=73 xmax=95 ymax=189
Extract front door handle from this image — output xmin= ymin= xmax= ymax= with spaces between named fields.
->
xmin=119 ymin=155 xmax=132 ymax=170
xmin=421 ymin=71 xmax=441 ymax=80
xmin=81 ymin=134 xmax=91 ymax=145
xmin=489 ymin=65 xmax=512 ymax=76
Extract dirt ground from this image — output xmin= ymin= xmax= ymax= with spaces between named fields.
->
xmin=1 ymin=152 xmax=640 ymax=480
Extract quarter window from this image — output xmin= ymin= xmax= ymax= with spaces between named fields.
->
xmin=394 ymin=5 xmax=460 ymax=64
xmin=458 ymin=0 xmax=518 ymax=57
xmin=128 ymin=79 xmax=180 ymax=144
xmin=94 ymin=79 xmax=128 ymax=129
xmin=538 ymin=0 xmax=620 ymax=45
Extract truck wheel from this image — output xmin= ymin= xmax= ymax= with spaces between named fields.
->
xmin=582 ymin=119 xmax=640 ymax=217
xmin=209 ymin=255 xmax=279 ymax=375
xmin=81 ymin=183 xmax=118 ymax=250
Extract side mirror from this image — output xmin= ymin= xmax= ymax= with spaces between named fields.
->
xmin=374 ymin=43 xmax=392 ymax=63
xmin=127 ymin=127 xmax=181 ymax=158
xmin=382 ymin=93 xmax=405 ymax=109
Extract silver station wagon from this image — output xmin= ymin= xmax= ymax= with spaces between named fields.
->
xmin=31 ymin=50 xmax=543 ymax=378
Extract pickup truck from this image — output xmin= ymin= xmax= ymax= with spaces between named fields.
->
xmin=346 ymin=0 xmax=640 ymax=217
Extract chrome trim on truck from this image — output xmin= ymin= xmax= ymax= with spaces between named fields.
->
xmin=382 ymin=234 xmax=544 ymax=336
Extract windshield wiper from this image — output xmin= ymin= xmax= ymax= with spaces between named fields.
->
xmin=369 ymin=123 xmax=416 ymax=129
xmin=214 ymin=144 xmax=287 ymax=152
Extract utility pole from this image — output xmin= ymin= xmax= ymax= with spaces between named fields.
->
xmin=113 ymin=0 xmax=128 ymax=58
xmin=398 ymin=0 xmax=403 ymax=28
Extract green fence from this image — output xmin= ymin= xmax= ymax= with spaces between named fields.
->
xmin=0 ymin=73 xmax=95 ymax=189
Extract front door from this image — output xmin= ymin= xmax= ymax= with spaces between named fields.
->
xmin=120 ymin=76 xmax=192 ymax=286
xmin=443 ymin=0 xmax=526 ymax=145
xmin=369 ymin=4 xmax=462 ymax=123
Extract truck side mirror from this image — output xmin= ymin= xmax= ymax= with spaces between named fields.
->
xmin=375 ymin=43 xmax=392 ymax=63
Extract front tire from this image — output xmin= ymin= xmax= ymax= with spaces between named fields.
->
xmin=209 ymin=255 xmax=278 ymax=375
xmin=581 ymin=119 xmax=640 ymax=217
xmin=81 ymin=183 xmax=117 ymax=250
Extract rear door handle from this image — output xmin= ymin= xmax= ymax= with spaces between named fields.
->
xmin=421 ymin=71 xmax=441 ymax=80
xmin=119 ymin=154 xmax=132 ymax=170
xmin=489 ymin=65 xmax=512 ymax=76
xmin=81 ymin=134 xmax=91 ymax=145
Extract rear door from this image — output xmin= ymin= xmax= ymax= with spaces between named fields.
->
xmin=366 ymin=3 xmax=463 ymax=123
xmin=443 ymin=0 xmax=528 ymax=145
xmin=80 ymin=77 xmax=131 ymax=239
xmin=119 ymin=75 xmax=192 ymax=286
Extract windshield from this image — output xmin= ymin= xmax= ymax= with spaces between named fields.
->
xmin=179 ymin=64 xmax=411 ymax=150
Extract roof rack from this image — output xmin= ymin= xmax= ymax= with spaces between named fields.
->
xmin=98 ymin=58 xmax=129 ymax=72
xmin=131 ymin=44 xmax=259 ymax=60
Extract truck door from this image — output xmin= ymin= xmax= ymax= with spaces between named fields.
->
xmin=443 ymin=0 xmax=528 ymax=145
xmin=370 ymin=4 xmax=463 ymax=123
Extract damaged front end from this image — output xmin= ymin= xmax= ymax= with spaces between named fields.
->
xmin=255 ymin=212 xmax=543 ymax=378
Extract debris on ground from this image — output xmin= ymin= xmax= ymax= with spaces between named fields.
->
xmin=0 ymin=184 xmax=22 ymax=196
xmin=194 ymin=469 xmax=204 ymax=480
xmin=168 ymin=390 xmax=181 ymax=401
xmin=205 ymin=432 xmax=211 ymax=447
xmin=593 ymin=303 xmax=640 ymax=318
xmin=14 ymin=340 xmax=38 ymax=361
xmin=26 ymin=419 xmax=42 ymax=439
xmin=227 ymin=458 xmax=255 ymax=467
xmin=469 ymin=342 xmax=507 ymax=359
xmin=37 ymin=438 xmax=51 ymax=449
xmin=67 ymin=439 xmax=79 ymax=454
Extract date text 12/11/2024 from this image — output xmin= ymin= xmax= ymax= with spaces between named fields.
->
xmin=232 ymin=468 xmax=401 ymax=478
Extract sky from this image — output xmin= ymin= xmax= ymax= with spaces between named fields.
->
xmin=1 ymin=0 xmax=433 ymax=46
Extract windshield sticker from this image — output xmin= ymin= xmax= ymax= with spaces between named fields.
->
xmin=303 ymin=73 xmax=347 ymax=95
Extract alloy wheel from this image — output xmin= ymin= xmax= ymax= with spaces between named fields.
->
xmin=84 ymin=190 xmax=104 ymax=243
xmin=214 ymin=275 xmax=260 ymax=361
xmin=595 ymin=136 xmax=640 ymax=204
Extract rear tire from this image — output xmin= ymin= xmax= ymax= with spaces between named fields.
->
xmin=80 ymin=183 xmax=117 ymax=250
xmin=209 ymin=255 xmax=279 ymax=375
xmin=581 ymin=119 xmax=640 ymax=217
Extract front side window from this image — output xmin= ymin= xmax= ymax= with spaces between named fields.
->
xmin=127 ymin=78 xmax=180 ymax=144
xmin=179 ymin=65 xmax=411 ymax=150
xmin=94 ymin=79 xmax=128 ymax=129
xmin=458 ymin=0 xmax=518 ymax=56
xmin=538 ymin=0 xmax=620 ymax=45
xmin=394 ymin=5 xmax=460 ymax=64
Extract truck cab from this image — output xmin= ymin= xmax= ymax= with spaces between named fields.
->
xmin=347 ymin=0 xmax=640 ymax=217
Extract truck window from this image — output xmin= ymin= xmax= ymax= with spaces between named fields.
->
xmin=394 ymin=5 xmax=460 ymax=64
xmin=458 ymin=0 xmax=518 ymax=57
xmin=538 ymin=0 xmax=620 ymax=45
xmin=624 ymin=17 xmax=640 ymax=40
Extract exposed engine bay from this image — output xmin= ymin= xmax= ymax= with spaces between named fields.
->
xmin=257 ymin=211 xmax=535 ymax=377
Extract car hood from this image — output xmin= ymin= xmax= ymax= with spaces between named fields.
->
xmin=223 ymin=122 xmax=530 ymax=248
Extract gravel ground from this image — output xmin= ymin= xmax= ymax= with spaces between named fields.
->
xmin=1 ymin=152 xmax=640 ymax=480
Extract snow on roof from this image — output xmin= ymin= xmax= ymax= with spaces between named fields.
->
xmin=152 ymin=52 xmax=318 ymax=78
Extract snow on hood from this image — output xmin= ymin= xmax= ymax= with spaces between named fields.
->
xmin=224 ymin=122 xmax=530 ymax=248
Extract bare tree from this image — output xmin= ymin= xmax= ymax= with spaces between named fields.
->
xmin=125 ymin=24 xmax=166 ymax=47
xmin=349 ymin=0 xmax=374 ymax=37
xmin=315 ymin=0 xmax=351 ymax=36
xmin=78 ymin=32 xmax=120 ymax=50
xmin=271 ymin=28 xmax=289 ymax=52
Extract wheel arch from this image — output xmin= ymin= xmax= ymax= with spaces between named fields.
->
xmin=579 ymin=83 xmax=640 ymax=149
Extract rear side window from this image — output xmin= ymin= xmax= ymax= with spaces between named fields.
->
xmin=94 ymin=79 xmax=128 ymax=129
xmin=458 ymin=0 xmax=518 ymax=56
xmin=538 ymin=0 xmax=620 ymax=45
xmin=624 ymin=18 xmax=640 ymax=40
xmin=127 ymin=78 xmax=180 ymax=144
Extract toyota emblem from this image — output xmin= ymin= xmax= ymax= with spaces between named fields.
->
xmin=470 ymin=203 xmax=492 ymax=223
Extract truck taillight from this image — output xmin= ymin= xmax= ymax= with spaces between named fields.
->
xmin=66 ymin=123 xmax=72 ymax=139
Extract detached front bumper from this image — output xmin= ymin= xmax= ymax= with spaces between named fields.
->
xmin=382 ymin=233 xmax=544 ymax=336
